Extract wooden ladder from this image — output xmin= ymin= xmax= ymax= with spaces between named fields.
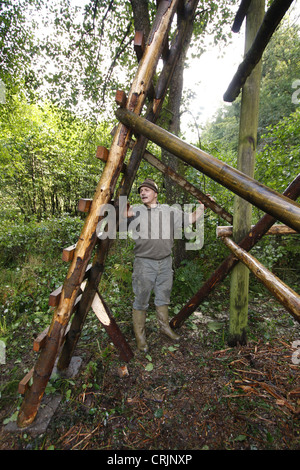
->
xmin=17 ymin=0 xmax=200 ymax=429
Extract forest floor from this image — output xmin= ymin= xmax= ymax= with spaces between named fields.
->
xmin=0 ymin=295 xmax=299 ymax=452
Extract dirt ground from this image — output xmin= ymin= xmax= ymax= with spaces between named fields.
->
xmin=0 ymin=299 xmax=299 ymax=451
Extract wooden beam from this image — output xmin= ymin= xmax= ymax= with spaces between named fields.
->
xmin=222 ymin=236 xmax=300 ymax=323
xmin=116 ymin=108 xmax=300 ymax=233
xmin=232 ymin=0 xmax=252 ymax=32
xmin=133 ymin=32 xmax=155 ymax=100
xmin=49 ymin=285 xmax=62 ymax=307
xmin=134 ymin=31 xmax=145 ymax=62
xmin=96 ymin=146 xmax=109 ymax=162
xmin=78 ymin=198 xmax=92 ymax=213
xmin=33 ymin=322 xmax=72 ymax=353
xmin=143 ymin=150 xmax=233 ymax=224
xmin=224 ymin=0 xmax=295 ymax=102
xmin=62 ymin=244 xmax=77 ymax=262
xmin=115 ymin=90 xmax=127 ymax=108
xmin=170 ymin=173 xmax=300 ymax=329
xmin=91 ymin=291 xmax=134 ymax=363
xmin=33 ymin=327 xmax=50 ymax=352
xmin=18 ymin=368 xmax=34 ymax=395
xmin=21 ymin=321 xmax=72 ymax=394
xmin=229 ymin=0 xmax=265 ymax=346
xmin=217 ymin=224 xmax=298 ymax=238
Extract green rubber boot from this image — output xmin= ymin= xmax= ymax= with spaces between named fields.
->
xmin=156 ymin=305 xmax=180 ymax=341
xmin=132 ymin=309 xmax=148 ymax=352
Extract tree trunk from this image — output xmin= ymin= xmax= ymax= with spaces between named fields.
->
xmin=161 ymin=5 xmax=196 ymax=266
xmin=130 ymin=0 xmax=151 ymax=37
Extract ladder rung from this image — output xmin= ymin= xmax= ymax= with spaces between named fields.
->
xmin=96 ymin=146 xmax=109 ymax=162
xmin=18 ymin=368 xmax=34 ymax=394
xmin=49 ymin=285 xmax=62 ymax=307
xmin=115 ymin=90 xmax=127 ymax=107
xmin=48 ymin=264 xmax=92 ymax=306
xmin=33 ymin=326 xmax=50 ymax=352
xmin=33 ymin=311 xmax=76 ymax=353
xmin=134 ymin=31 xmax=145 ymax=62
xmin=62 ymin=243 xmax=77 ymax=262
xmin=78 ymin=198 xmax=92 ymax=213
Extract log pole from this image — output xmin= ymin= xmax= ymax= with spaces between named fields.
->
xmin=143 ymin=150 xmax=233 ymax=224
xmin=229 ymin=0 xmax=265 ymax=346
xmin=217 ymin=224 xmax=298 ymax=238
xmin=170 ymin=173 xmax=300 ymax=329
xmin=116 ymin=108 xmax=300 ymax=233
xmin=224 ymin=0 xmax=294 ymax=102
xmin=222 ymin=236 xmax=300 ymax=323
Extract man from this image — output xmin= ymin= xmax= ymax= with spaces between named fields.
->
xmin=126 ymin=178 xmax=204 ymax=352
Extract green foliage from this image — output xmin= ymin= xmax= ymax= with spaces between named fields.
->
xmin=0 ymin=93 xmax=111 ymax=219
xmin=259 ymin=20 xmax=300 ymax=135
xmin=255 ymin=108 xmax=300 ymax=193
xmin=0 ymin=215 xmax=83 ymax=343
xmin=201 ymin=20 xmax=300 ymax=153
xmin=172 ymin=258 xmax=204 ymax=302
xmin=0 ymin=0 xmax=45 ymax=93
xmin=0 ymin=214 xmax=83 ymax=267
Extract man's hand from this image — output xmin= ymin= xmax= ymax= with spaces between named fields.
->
xmin=126 ymin=203 xmax=134 ymax=218
xmin=189 ymin=201 xmax=204 ymax=224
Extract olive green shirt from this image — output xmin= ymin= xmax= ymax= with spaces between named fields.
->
xmin=128 ymin=204 xmax=190 ymax=260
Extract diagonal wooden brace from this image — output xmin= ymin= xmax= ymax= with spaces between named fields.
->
xmin=170 ymin=173 xmax=300 ymax=329
xmin=91 ymin=291 xmax=134 ymax=362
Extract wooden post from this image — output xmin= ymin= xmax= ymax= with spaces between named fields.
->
xmin=224 ymin=0 xmax=294 ymax=102
xmin=229 ymin=0 xmax=265 ymax=347
xmin=170 ymin=174 xmax=300 ymax=329
xmin=91 ymin=291 xmax=134 ymax=362
xmin=232 ymin=0 xmax=252 ymax=33
xmin=17 ymin=0 xmax=180 ymax=429
xmin=116 ymin=108 xmax=300 ymax=232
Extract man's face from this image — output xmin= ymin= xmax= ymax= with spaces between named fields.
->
xmin=139 ymin=186 xmax=157 ymax=207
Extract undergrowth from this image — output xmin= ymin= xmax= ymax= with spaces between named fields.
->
xmin=0 ymin=214 xmax=299 ymax=450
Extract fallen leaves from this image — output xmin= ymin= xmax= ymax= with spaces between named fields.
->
xmin=215 ymin=339 xmax=300 ymax=415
